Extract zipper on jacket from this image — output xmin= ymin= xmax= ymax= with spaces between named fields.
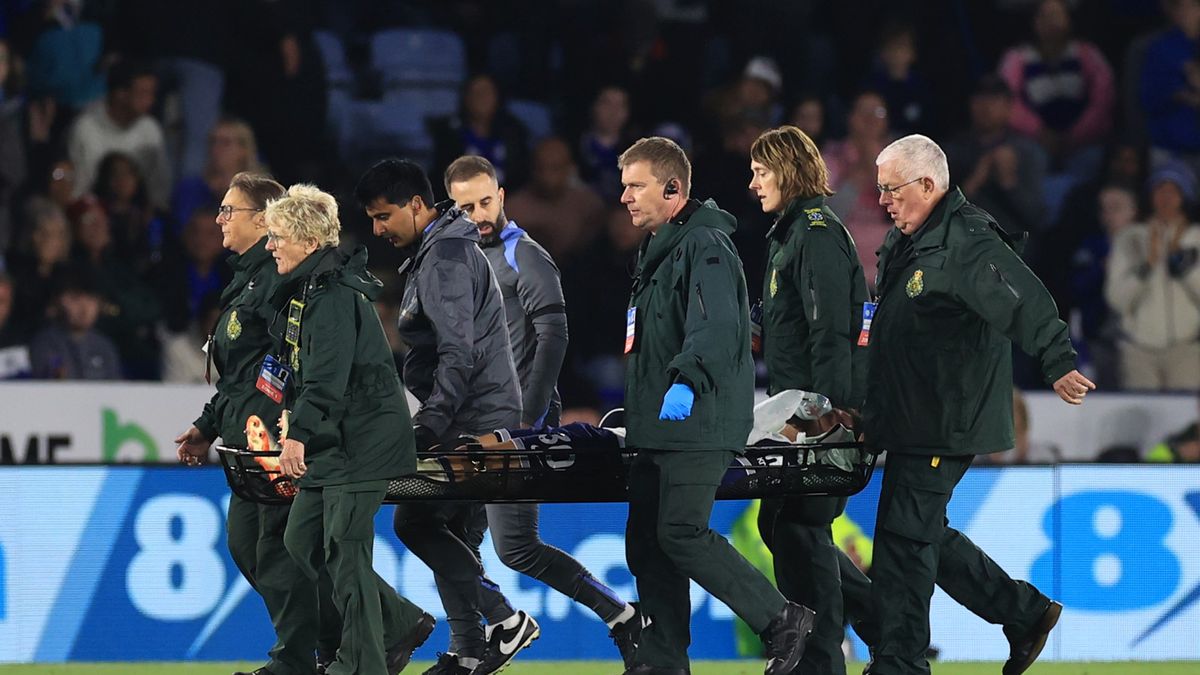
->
xmin=808 ymin=272 xmax=820 ymax=321
xmin=695 ymin=283 xmax=708 ymax=319
xmin=989 ymin=263 xmax=1020 ymax=300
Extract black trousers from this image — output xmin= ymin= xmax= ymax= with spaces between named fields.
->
xmin=869 ymin=453 xmax=1049 ymax=675
xmin=759 ymin=495 xmax=874 ymax=675
xmin=626 ymin=449 xmax=787 ymax=669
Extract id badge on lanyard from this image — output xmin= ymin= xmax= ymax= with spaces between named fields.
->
xmin=256 ymin=354 xmax=292 ymax=403
xmin=857 ymin=301 xmax=877 ymax=347
xmin=624 ymin=307 xmax=638 ymax=354
xmin=749 ymin=300 xmax=764 ymax=354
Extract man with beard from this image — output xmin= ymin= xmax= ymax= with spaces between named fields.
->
xmin=355 ymin=158 xmax=526 ymax=675
xmin=444 ymin=155 xmax=644 ymax=672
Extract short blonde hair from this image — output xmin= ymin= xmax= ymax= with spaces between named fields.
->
xmin=264 ymin=183 xmax=341 ymax=248
xmin=618 ymin=137 xmax=692 ymax=197
xmin=750 ymin=125 xmax=833 ymax=202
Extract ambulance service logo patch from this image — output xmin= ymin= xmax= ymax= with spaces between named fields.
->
xmin=226 ymin=310 xmax=242 ymax=340
xmin=906 ymin=269 xmax=924 ymax=298
xmin=804 ymin=208 xmax=826 ymax=227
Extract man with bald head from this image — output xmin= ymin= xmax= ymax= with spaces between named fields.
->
xmin=864 ymin=134 xmax=1093 ymax=675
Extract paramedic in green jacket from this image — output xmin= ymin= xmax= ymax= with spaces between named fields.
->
xmin=265 ymin=184 xmax=431 ymax=675
xmin=748 ymin=125 xmax=875 ymax=675
xmin=175 ymin=172 xmax=340 ymax=675
xmin=617 ymin=136 xmax=814 ymax=675
xmin=863 ymin=134 xmax=1094 ymax=675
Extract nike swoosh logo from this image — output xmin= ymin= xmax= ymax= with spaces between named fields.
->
xmin=499 ymin=619 xmax=529 ymax=654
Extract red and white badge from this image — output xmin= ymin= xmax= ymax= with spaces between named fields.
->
xmin=857 ymin=301 xmax=877 ymax=347
xmin=624 ymin=307 xmax=637 ymax=354
xmin=256 ymin=354 xmax=292 ymax=403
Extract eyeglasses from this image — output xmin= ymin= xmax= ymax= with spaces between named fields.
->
xmin=265 ymin=230 xmax=290 ymax=245
xmin=876 ymin=177 xmax=923 ymax=197
xmin=217 ymin=205 xmax=263 ymax=219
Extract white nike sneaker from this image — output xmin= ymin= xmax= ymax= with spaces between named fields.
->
xmin=476 ymin=610 xmax=540 ymax=674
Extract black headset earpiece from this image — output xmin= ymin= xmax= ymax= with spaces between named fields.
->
xmin=663 ymin=179 xmax=680 ymax=199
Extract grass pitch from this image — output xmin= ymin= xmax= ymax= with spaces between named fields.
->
xmin=0 ymin=663 xmax=1196 ymax=674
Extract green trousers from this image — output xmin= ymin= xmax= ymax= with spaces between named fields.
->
xmin=759 ymin=495 xmax=874 ymax=675
xmin=869 ymin=454 xmax=1049 ymax=675
xmin=228 ymin=493 xmax=337 ymax=675
xmin=284 ymin=482 xmax=425 ymax=675
xmin=626 ymin=449 xmax=787 ymax=669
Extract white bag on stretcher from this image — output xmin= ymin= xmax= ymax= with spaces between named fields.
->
xmin=748 ymin=390 xmax=859 ymax=472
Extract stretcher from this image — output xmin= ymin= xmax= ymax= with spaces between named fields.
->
xmin=217 ymin=412 xmax=878 ymax=506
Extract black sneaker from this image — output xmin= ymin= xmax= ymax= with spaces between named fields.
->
xmin=316 ymin=653 xmax=333 ymax=675
xmin=232 ymin=669 xmax=274 ymax=675
xmin=1003 ymin=600 xmax=1062 ymax=675
xmin=388 ymin=611 xmax=437 ymax=674
xmin=477 ymin=610 xmax=540 ymax=674
xmin=610 ymin=603 xmax=646 ymax=669
xmin=421 ymin=652 xmax=473 ymax=675
xmin=761 ymin=601 xmax=816 ymax=675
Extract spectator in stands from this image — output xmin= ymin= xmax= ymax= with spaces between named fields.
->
xmin=0 ymin=272 xmax=32 ymax=379
xmin=370 ymin=270 xmax=407 ymax=373
xmin=692 ymin=112 xmax=772 ymax=293
xmin=9 ymin=196 xmax=68 ymax=328
xmin=0 ymin=38 xmax=27 ymax=252
xmin=172 ymin=117 xmax=263 ymax=229
xmin=68 ymin=194 xmax=162 ymax=380
xmin=788 ymin=94 xmax=826 ymax=147
xmin=1105 ymin=159 xmax=1200 ymax=391
xmin=945 ymin=75 xmax=1049 ymax=236
xmin=160 ymin=290 xmax=218 ymax=384
xmin=983 ymin=389 xmax=1063 ymax=464
xmin=561 ymin=205 xmax=645 ymax=406
xmin=158 ymin=206 xmax=229 ymax=334
xmin=222 ymin=0 xmax=328 ymax=187
xmin=430 ymin=73 xmax=531 ymax=193
xmin=95 ymin=152 xmax=168 ymax=270
xmin=29 ymin=267 xmax=121 ymax=380
xmin=1140 ymin=0 xmax=1200 ymax=163
xmin=983 ymin=390 xmax=1034 ymax=465
xmin=1146 ymin=421 xmax=1200 ymax=462
xmin=865 ymin=23 xmax=934 ymax=135
xmin=39 ymin=155 xmax=76 ymax=211
xmin=1066 ymin=184 xmax=1140 ymax=388
xmin=1037 ymin=141 xmax=1151 ymax=326
xmin=577 ymin=84 xmax=633 ymax=203
xmin=824 ymin=90 xmax=895 ymax=287
xmin=66 ymin=60 xmax=170 ymax=209
xmin=14 ymin=0 xmax=105 ymax=111
xmin=703 ymin=55 xmax=784 ymax=145
xmin=505 ymin=136 xmax=604 ymax=263
xmin=999 ymin=0 xmax=1115 ymax=177
xmin=103 ymin=0 xmax=228 ymax=179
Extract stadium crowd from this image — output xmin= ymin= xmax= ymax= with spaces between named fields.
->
xmin=0 ymin=0 xmax=1196 ymax=459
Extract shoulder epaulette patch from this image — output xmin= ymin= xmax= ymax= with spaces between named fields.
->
xmin=805 ymin=208 xmax=826 ymax=228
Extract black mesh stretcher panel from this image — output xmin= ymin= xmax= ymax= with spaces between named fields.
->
xmin=217 ymin=441 xmax=878 ymax=506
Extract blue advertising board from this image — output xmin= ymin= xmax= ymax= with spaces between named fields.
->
xmin=1 ymin=465 xmax=1198 ymax=663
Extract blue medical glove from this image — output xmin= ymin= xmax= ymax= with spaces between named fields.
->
xmin=658 ymin=383 xmax=695 ymax=421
